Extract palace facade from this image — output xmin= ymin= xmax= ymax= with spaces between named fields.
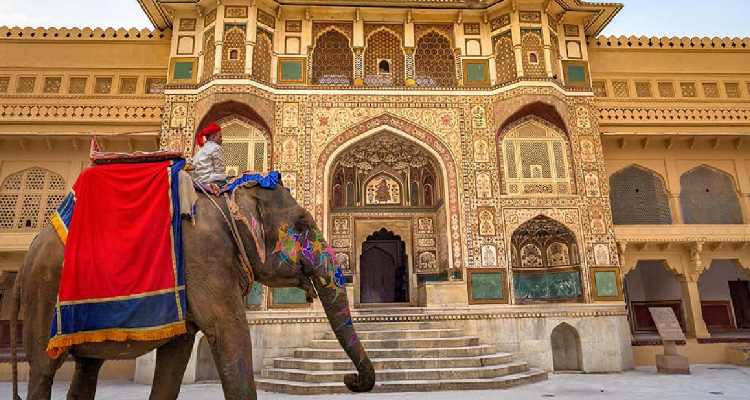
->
xmin=1 ymin=0 xmax=749 ymax=383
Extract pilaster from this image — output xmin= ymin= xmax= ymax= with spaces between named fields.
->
xmin=510 ymin=7 xmax=524 ymax=77
xmin=213 ymin=4 xmax=226 ymax=74
xmin=540 ymin=11 xmax=553 ymax=77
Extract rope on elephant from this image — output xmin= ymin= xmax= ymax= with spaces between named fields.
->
xmin=191 ymin=175 xmax=255 ymax=295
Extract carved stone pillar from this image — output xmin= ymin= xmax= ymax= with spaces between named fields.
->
xmin=405 ymin=48 xmax=416 ymax=86
xmin=680 ymin=242 xmax=710 ymax=339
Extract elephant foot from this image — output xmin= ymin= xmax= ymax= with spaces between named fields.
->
xmin=344 ymin=373 xmax=376 ymax=393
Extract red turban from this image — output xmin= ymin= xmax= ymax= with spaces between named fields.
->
xmin=196 ymin=122 xmax=221 ymax=147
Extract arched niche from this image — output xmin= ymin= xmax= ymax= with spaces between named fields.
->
xmin=195 ymin=335 xmax=219 ymax=381
xmin=0 ymin=167 xmax=67 ymax=232
xmin=329 ymin=132 xmax=442 ymax=209
xmin=551 ymin=322 xmax=583 ymax=371
xmin=609 ymin=165 xmax=672 ymax=225
xmin=510 ymin=215 xmax=582 ymax=303
xmin=214 ymin=115 xmax=270 ymax=175
xmin=679 ymin=165 xmax=743 ymax=224
xmin=311 ymin=29 xmax=354 ymax=85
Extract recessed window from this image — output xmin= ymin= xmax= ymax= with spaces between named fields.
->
xmin=378 ymin=59 xmax=391 ymax=75
xmin=229 ymin=49 xmax=239 ymax=60
xmin=528 ymin=52 xmax=538 ymax=64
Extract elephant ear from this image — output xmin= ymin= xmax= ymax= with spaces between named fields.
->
xmin=230 ymin=185 xmax=266 ymax=264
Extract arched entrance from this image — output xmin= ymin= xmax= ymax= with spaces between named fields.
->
xmin=360 ymin=228 xmax=409 ymax=303
xmin=323 ymin=127 xmax=451 ymax=306
xmin=551 ymin=322 xmax=583 ymax=371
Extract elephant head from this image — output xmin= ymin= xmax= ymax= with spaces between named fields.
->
xmin=229 ymin=183 xmax=375 ymax=392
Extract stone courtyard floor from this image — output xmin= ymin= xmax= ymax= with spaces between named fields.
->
xmin=3 ymin=365 xmax=749 ymax=400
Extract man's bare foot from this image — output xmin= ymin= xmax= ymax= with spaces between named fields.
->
xmin=209 ymin=183 xmax=221 ymax=194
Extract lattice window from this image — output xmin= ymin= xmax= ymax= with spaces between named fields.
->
xmin=0 ymin=76 xmax=8 ymax=93
xmin=702 ymin=82 xmax=719 ymax=98
xmin=609 ymin=165 xmax=672 ymax=225
xmin=119 ymin=77 xmax=138 ymax=94
xmin=612 ymin=81 xmax=629 ymax=97
xmin=592 ymin=81 xmax=607 ymax=97
xmin=658 ymin=82 xmax=674 ymax=97
xmin=680 ymin=82 xmax=697 ymax=97
xmin=0 ymin=168 xmax=67 ymax=232
xmin=17 ymin=77 xmax=35 ymax=93
xmin=312 ymin=30 xmax=353 ymax=86
xmin=521 ymin=30 xmax=545 ymax=77
xmin=94 ymin=77 xmax=112 ymax=94
xmin=145 ymin=77 xmax=166 ymax=94
xmin=414 ymin=31 xmax=456 ymax=87
xmin=680 ymin=166 xmax=743 ymax=224
xmin=500 ymin=117 xmax=570 ymax=195
xmin=494 ymin=35 xmax=516 ymax=83
xmin=202 ymin=31 xmax=216 ymax=81
xmin=725 ymin=83 xmax=741 ymax=98
xmin=253 ymin=30 xmax=273 ymax=83
xmin=218 ymin=117 xmax=269 ymax=176
xmin=221 ymin=25 xmax=247 ymax=74
xmin=635 ymin=81 xmax=652 ymax=97
xmin=364 ymin=29 xmax=405 ymax=87
xmin=43 ymin=77 xmax=61 ymax=93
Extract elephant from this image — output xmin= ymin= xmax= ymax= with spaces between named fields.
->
xmin=10 ymin=181 xmax=375 ymax=400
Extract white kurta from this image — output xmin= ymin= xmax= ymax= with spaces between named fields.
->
xmin=190 ymin=141 xmax=227 ymax=184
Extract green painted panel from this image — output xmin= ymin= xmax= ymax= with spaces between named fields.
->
xmin=566 ymin=65 xmax=587 ymax=83
xmin=418 ymin=273 xmax=448 ymax=284
xmin=513 ymin=271 xmax=581 ymax=299
xmin=594 ymin=271 xmax=619 ymax=297
xmin=246 ymin=281 xmax=263 ymax=306
xmin=466 ymin=63 xmax=487 ymax=83
xmin=470 ymin=272 xmax=504 ymax=301
xmin=272 ymin=287 xmax=307 ymax=304
xmin=280 ymin=60 xmax=303 ymax=81
xmin=173 ymin=61 xmax=194 ymax=80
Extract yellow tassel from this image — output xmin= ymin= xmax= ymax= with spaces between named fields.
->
xmin=50 ymin=213 xmax=68 ymax=245
xmin=45 ymin=322 xmax=187 ymax=359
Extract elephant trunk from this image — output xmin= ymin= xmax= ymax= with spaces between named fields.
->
xmin=311 ymin=273 xmax=375 ymax=392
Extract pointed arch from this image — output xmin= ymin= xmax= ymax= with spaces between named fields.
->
xmin=551 ymin=322 xmax=582 ymax=371
xmin=363 ymin=27 xmax=405 ymax=86
xmin=609 ymin=164 xmax=672 ymax=225
xmin=311 ymin=29 xmax=353 ymax=85
xmin=414 ymin=30 xmax=456 ymax=87
xmin=680 ymin=165 xmax=743 ymax=224
xmin=0 ymin=167 xmax=67 ymax=231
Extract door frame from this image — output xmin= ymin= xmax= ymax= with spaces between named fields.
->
xmin=353 ymin=218 xmax=414 ymax=307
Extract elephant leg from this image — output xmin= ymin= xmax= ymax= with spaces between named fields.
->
xmin=148 ymin=333 xmax=196 ymax=400
xmin=193 ymin=299 xmax=257 ymax=400
xmin=66 ymin=357 xmax=105 ymax=400
xmin=26 ymin=352 xmax=66 ymax=400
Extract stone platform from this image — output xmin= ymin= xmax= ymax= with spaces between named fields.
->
xmin=256 ymin=320 xmax=547 ymax=394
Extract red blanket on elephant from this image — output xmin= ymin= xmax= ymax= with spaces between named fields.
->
xmin=47 ymin=160 xmax=187 ymax=359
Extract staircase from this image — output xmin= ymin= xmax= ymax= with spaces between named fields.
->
xmin=256 ymin=320 xmax=547 ymax=394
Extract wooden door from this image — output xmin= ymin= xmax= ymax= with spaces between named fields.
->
xmin=729 ymin=280 xmax=750 ymax=328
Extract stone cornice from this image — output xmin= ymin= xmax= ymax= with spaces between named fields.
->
xmin=0 ymin=104 xmax=163 ymax=122
xmin=0 ymin=27 xmax=171 ymax=41
xmin=597 ymin=106 xmax=750 ymax=126
xmin=244 ymin=306 xmax=628 ymax=324
xmin=614 ymin=225 xmax=750 ymax=244
xmin=590 ymin=35 xmax=750 ymax=51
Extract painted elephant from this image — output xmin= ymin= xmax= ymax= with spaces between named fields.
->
xmin=10 ymin=182 xmax=374 ymax=400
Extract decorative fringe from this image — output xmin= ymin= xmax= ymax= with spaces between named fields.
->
xmin=45 ymin=322 xmax=187 ymax=359
xmin=50 ymin=213 xmax=68 ymax=244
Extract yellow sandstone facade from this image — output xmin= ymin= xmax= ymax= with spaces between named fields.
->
xmin=0 ymin=0 xmax=748 ymax=380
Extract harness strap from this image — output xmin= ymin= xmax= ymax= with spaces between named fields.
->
xmin=191 ymin=178 xmax=255 ymax=295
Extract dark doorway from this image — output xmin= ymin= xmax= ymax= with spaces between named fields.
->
xmin=729 ymin=280 xmax=750 ymax=328
xmin=360 ymin=228 xmax=408 ymax=303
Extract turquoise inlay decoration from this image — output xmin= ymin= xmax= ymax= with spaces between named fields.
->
xmin=173 ymin=61 xmax=194 ymax=80
xmin=470 ymin=272 xmax=504 ymax=301
xmin=417 ymin=273 xmax=448 ymax=284
xmin=491 ymin=31 xmax=512 ymax=46
xmin=272 ymin=287 xmax=307 ymax=304
xmin=225 ymin=24 xmax=247 ymax=31
xmin=594 ymin=271 xmax=619 ymax=297
xmin=521 ymin=28 xmax=542 ymax=36
xmin=280 ymin=60 xmax=304 ymax=81
xmin=567 ymin=65 xmax=587 ymax=83
xmin=246 ymin=281 xmax=263 ymax=306
xmin=513 ymin=271 xmax=582 ymax=299
xmin=466 ymin=63 xmax=487 ymax=83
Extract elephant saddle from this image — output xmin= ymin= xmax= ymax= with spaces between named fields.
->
xmin=46 ymin=159 xmax=188 ymax=359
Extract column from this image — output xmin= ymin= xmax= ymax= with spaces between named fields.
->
xmin=669 ymin=194 xmax=683 ymax=224
xmin=245 ymin=3 xmax=258 ymax=75
xmin=678 ymin=276 xmax=710 ymax=339
xmin=540 ymin=11 xmax=553 ymax=77
xmin=353 ymin=10 xmax=364 ymax=85
xmin=510 ymin=9 xmax=524 ymax=77
xmin=213 ymin=4 xmax=226 ymax=74
xmin=404 ymin=13 xmax=416 ymax=86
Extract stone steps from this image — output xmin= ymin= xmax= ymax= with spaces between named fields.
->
xmin=273 ymin=353 xmax=513 ymax=370
xmin=256 ymin=320 xmax=547 ymax=394
xmin=257 ymin=369 xmax=548 ymax=394
xmin=294 ymin=344 xmax=498 ymax=359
